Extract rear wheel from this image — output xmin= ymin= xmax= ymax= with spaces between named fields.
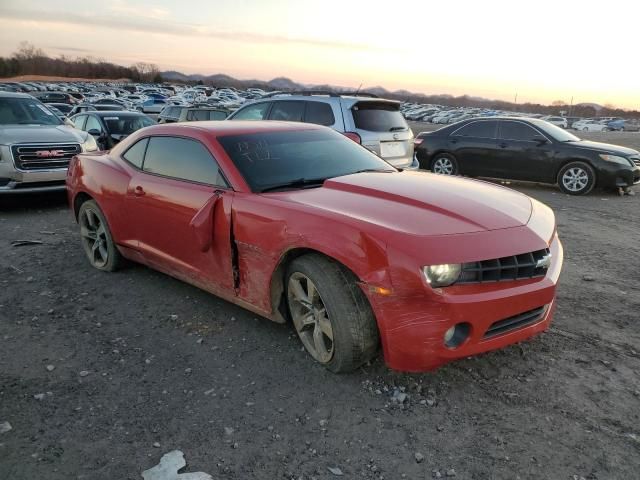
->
xmin=557 ymin=161 xmax=596 ymax=195
xmin=78 ymin=200 xmax=123 ymax=271
xmin=286 ymin=254 xmax=379 ymax=373
xmin=431 ymin=153 xmax=459 ymax=175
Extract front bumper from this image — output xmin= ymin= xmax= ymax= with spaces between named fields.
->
xmin=0 ymin=164 xmax=68 ymax=194
xmin=596 ymin=162 xmax=640 ymax=188
xmin=367 ymin=235 xmax=563 ymax=372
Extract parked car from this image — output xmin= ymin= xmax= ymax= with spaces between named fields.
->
xmin=46 ymin=102 xmax=74 ymax=117
xmin=69 ymin=104 xmax=126 ymax=116
xmin=158 ymin=106 xmax=229 ymax=123
xmin=66 ymin=121 xmax=563 ymax=372
xmin=542 ymin=116 xmax=568 ymax=129
xmin=414 ymin=117 xmax=640 ymax=195
xmin=227 ymin=91 xmax=418 ymax=169
xmin=32 ymin=91 xmax=78 ymax=104
xmin=71 ymin=111 xmax=155 ymax=150
xmin=0 ymin=92 xmax=97 ymax=193
xmin=572 ymin=120 xmax=610 ymax=132
xmin=139 ymin=97 xmax=168 ymax=114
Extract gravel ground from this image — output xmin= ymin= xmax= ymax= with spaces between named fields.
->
xmin=1 ymin=132 xmax=639 ymax=479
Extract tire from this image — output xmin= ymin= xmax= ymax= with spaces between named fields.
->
xmin=78 ymin=200 xmax=124 ymax=272
xmin=557 ymin=161 xmax=596 ymax=195
xmin=285 ymin=254 xmax=379 ymax=373
xmin=430 ymin=153 xmax=459 ymax=175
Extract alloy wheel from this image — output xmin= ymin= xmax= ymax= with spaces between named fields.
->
xmin=432 ymin=157 xmax=454 ymax=175
xmin=562 ymin=167 xmax=589 ymax=193
xmin=287 ymin=272 xmax=334 ymax=363
xmin=80 ymin=208 xmax=109 ymax=268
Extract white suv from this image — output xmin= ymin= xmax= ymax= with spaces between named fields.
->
xmin=227 ymin=91 xmax=418 ymax=169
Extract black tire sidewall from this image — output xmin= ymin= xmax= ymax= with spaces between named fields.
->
xmin=557 ymin=161 xmax=596 ymax=195
xmin=431 ymin=153 xmax=459 ymax=175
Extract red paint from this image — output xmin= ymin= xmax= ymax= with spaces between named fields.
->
xmin=66 ymin=122 xmax=563 ymax=372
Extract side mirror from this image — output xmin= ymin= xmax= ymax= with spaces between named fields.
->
xmin=87 ymin=129 xmax=101 ymax=137
xmin=532 ymin=136 xmax=548 ymax=145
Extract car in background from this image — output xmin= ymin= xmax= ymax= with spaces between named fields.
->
xmin=139 ymin=97 xmax=168 ymax=114
xmin=46 ymin=102 xmax=74 ymax=117
xmin=0 ymin=91 xmax=97 ymax=193
xmin=66 ymin=121 xmax=562 ymax=372
xmin=573 ymin=120 xmax=610 ymax=132
xmin=69 ymin=104 xmax=126 ymax=116
xmin=158 ymin=105 xmax=229 ymax=123
xmin=227 ymin=91 xmax=417 ymax=169
xmin=32 ymin=91 xmax=79 ymax=105
xmin=71 ymin=111 xmax=155 ymax=150
xmin=542 ymin=116 xmax=568 ymax=129
xmin=414 ymin=117 xmax=640 ymax=195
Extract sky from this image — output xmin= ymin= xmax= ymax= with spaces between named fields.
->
xmin=0 ymin=0 xmax=638 ymax=109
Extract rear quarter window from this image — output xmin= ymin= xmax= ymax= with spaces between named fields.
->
xmin=351 ymin=102 xmax=407 ymax=132
xmin=304 ymin=101 xmax=335 ymax=126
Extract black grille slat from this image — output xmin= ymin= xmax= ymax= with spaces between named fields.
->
xmin=11 ymin=143 xmax=81 ymax=171
xmin=458 ymin=248 xmax=550 ymax=284
xmin=484 ymin=306 xmax=546 ymax=338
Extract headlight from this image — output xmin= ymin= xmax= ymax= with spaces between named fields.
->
xmin=422 ymin=264 xmax=461 ymax=288
xmin=82 ymin=135 xmax=98 ymax=152
xmin=599 ymin=154 xmax=632 ymax=166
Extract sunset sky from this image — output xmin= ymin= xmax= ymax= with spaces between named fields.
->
xmin=0 ymin=0 xmax=638 ymax=108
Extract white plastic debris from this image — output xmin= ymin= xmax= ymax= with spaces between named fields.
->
xmin=0 ymin=421 xmax=12 ymax=434
xmin=141 ymin=450 xmax=212 ymax=480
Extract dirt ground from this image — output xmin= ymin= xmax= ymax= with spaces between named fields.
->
xmin=1 ymin=129 xmax=639 ymax=479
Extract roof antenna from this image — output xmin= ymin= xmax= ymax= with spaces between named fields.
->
xmin=355 ymin=82 xmax=363 ymax=95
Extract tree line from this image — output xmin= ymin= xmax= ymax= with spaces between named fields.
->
xmin=0 ymin=42 xmax=162 ymax=83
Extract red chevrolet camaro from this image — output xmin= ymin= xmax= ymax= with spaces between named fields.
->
xmin=66 ymin=121 xmax=563 ymax=373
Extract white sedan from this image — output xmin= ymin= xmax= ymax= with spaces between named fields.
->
xmin=573 ymin=120 xmax=610 ymax=132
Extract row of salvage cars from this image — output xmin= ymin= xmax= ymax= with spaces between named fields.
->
xmin=4 ymin=88 xmax=639 ymax=372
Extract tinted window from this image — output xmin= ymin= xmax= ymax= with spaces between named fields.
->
xmin=499 ymin=121 xmax=541 ymax=141
xmin=85 ymin=115 xmax=103 ymax=133
xmin=122 ymin=137 xmax=148 ymax=168
xmin=72 ymin=115 xmax=87 ymax=130
xmin=305 ymin=101 xmax=335 ymax=126
xmin=209 ymin=110 xmax=227 ymax=120
xmin=187 ymin=110 xmax=209 ymax=121
xmin=217 ymin=129 xmax=395 ymax=192
xmin=268 ymin=101 xmax=305 ymax=122
xmin=351 ymin=102 xmax=407 ymax=132
xmin=231 ymin=102 xmax=270 ymax=120
xmin=452 ymin=120 xmax=498 ymax=138
xmin=143 ymin=136 xmax=227 ymax=186
xmin=103 ymin=115 xmax=154 ymax=135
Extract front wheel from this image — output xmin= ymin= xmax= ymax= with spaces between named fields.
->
xmin=557 ymin=161 xmax=596 ymax=195
xmin=78 ymin=200 xmax=124 ymax=271
xmin=431 ymin=153 xmax=459 ymax=175
xmin=286 ymin=254 xmax=379 ymax=373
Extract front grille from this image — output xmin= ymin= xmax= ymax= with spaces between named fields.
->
xmin=630 ymin=156 xmax=640 ymax=167
xmin=11 ymin=143 xmax=81 ymax=171
xmin=457 ymin=248 xmax=550 ymax=284
xmin=484 ymin=306 xmax=547 ymax=339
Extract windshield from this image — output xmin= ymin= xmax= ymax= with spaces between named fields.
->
xmin=531 ymin=118 xmax=580 ymax=141
xmin=103 ymin=115 xmax=155 ymax=135
xmin=352 ymin=101 xmax=408 ymax=132
xmin=0 ymin=97 xmax=63 ymax=125
xmin=217 ymin=129 xmax=396 ymax=192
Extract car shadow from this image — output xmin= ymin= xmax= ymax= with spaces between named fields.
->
xmin=0 ymin=191 xmax=68 ymax=212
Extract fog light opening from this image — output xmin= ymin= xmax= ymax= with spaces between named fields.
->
xmin=444 ymin=323 xmax=471 ymax=349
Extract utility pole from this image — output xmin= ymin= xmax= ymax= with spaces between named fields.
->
xmin=569 ymin=96 xmax=574 ymax=116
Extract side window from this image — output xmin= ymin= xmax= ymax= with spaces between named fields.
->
xmin=122 ymin=137 xmax=148 ymax=169
xmin=268 ymin=101 xmax=305 ymax=122
xmin=209 ymin=110 xmax=227 ymax=120
xmin=231 ymin=102 xmax=270 ymax=120
xmin=85 ymin=116 xmax=103 ymax=133
xmin=188 ymin=110 xmax=208 ymax=121
xmin=451 ymin=121 xmax=498 ymax=139
xmin=143 ymin=136 xmax=228 ymax=187
xmin=499 ymin=122 xmax=540 ymax=141
xmin=73 ymin=115 xmax=87 ymax=130
xmin=304 ymin=101 xmax=335 ymax=126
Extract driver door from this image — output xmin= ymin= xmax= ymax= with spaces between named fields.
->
xmin=125 ymin=135 xmax=235 ymax=295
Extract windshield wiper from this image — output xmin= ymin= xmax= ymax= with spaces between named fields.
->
xmin=350 ymin=168 xmax=396 ymax=174
xmin=260 ymin=177 xmax=328 ymax=193
xmin=389 ymin=126 xmax=407 ymax=132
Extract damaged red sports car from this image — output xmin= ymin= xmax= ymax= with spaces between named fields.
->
xmin=66 ymin=121 xmax=563 ymax=373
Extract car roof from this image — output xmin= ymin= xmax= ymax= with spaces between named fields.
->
xmin=94 ymin=111 xmax=146 ymax=117
xmin=0 ymin=91 xmax=34 ymax=99
xmin=146 ymin=120 xmax=324 ymax=137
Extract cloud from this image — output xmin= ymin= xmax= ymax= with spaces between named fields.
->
xmin=0 ymin=5 xmax=376 ymax=51
xmin=49 ymin=46 xmax=91 ymax=53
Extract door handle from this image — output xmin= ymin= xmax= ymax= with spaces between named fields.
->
xmin=134 ymin=186 xmax=145 ymax=196
xmin=499 ymin=143 xmax=508 ymax=148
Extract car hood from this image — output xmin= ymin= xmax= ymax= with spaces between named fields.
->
xmin=0 ymin=124 xmax=88 ymax=145
xmin=274 ymin=171 xmax=533 ymax=236
xmin=570 ymin=140 xmax=639 ymax=156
